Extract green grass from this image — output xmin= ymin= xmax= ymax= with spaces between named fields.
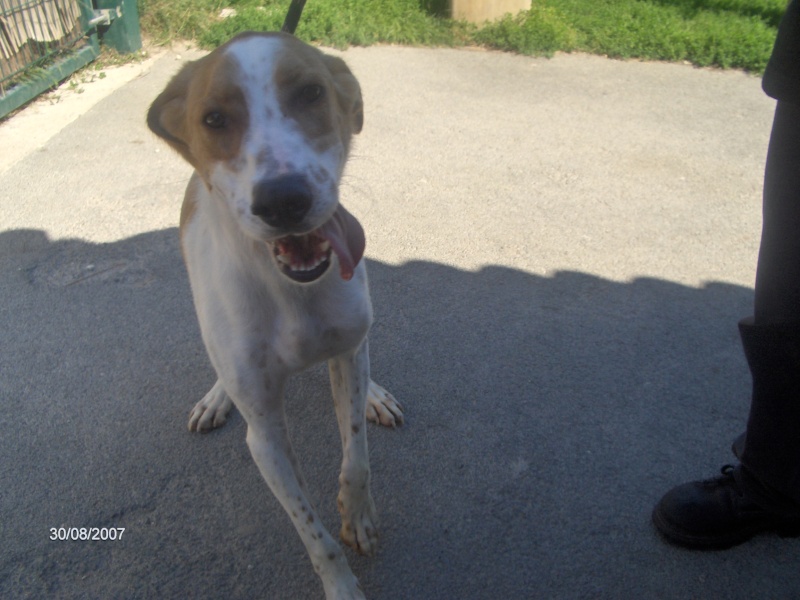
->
xmin=138 ymin=0 xmax=786 ymax=73
xmin=540 ymin=0 xmax=782 ymax=70
xmin=196 ymin=0 xmax=464 ymax=48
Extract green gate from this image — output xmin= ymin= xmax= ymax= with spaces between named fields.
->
xmin=0 ymin=0 xmax=141 ymax=118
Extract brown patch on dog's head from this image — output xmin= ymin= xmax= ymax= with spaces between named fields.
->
xmin=326 ymin=54 xmax=363 ymax=132
xmin=322 ymin=53 xmax=364 ymax=145
xmin=146 ymin=45 xmax=249 ymax=180
xmin=269 ymin=35 xmax=364 ymax=158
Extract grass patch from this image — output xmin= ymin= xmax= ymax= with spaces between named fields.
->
xmin=548 ymin=0 xmax=781 ymax=71
xmin=138 ymin=0 xmax=224 ymax=46
xmin=473 ymin=5 xmax=579 ymax=56
xmin=198 ymin=0 xmax=463 ymax=48
xmin=138 ymin=0 xmax=786 ymax=73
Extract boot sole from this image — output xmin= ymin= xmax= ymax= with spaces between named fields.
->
xmin=652 ymin=505 xmax=800 ymax=550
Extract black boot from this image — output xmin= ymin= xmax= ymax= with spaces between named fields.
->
xmin=652 ymin=464 xmax=800 ymax=549
xmin=652 ymin=318 xmax=800 ymax=549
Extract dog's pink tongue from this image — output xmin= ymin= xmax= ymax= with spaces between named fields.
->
xmin=318 ymin=205 xmax=365 ymax=281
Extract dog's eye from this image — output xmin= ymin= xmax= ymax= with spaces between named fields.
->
xmin=298 ymin=84 xmax=324 ymax=105
xmin=203 ymin=111 xmax=227 ymax=129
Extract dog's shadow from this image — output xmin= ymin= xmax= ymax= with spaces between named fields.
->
xmin=1 ymin=227 xmax=765 ymax=599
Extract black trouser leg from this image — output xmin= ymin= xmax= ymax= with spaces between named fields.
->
xmin=753 ymin=100 xmax=800 ymax=325
xmin=739 ymin=100 xmax=800 ymax=510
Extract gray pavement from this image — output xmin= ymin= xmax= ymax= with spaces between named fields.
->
xmin=2 ymin=43 xmax=799 ymax=599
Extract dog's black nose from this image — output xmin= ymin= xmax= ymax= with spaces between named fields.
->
xmin=251 ymin=175 xmax=312 ymax=229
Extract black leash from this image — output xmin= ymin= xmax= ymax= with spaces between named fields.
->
xmin=281 ymin=0 xmax=308 ymax=34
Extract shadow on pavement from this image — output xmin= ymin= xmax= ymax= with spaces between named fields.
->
xmin=4 ymin=227 xmax=798 ymax=599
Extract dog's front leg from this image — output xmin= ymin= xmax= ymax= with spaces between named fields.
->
xmin=328 ymin=339 xmax=379 ymax=557
xmin=238 ymin=384 xmax=365 ymax=600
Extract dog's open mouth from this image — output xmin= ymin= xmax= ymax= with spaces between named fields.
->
xmin=272 ymin=231 xmax=332 ymax=283
xmin=269 ymin=205 xmax=366 ymax=284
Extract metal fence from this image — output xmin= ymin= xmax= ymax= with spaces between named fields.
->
xmin=0 ymin=0 xmax=90 ymax=93
xmin=0 ymin=0 xmax=139 ymax=118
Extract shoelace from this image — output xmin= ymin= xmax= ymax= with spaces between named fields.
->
xmin=719 ymin=464 xmax=747 ymax=497
xmin=717 ymin=465 xmax=800 ymax=520
xmin=700 ymin=464 xmax=746 ymax=497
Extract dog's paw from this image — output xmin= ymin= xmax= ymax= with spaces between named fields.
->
xmin=366 ymin=380 xmax=404 ymax=428
xmin=188 ymin=380 xmax=233 ymax=432
xmin=338 ymin=492 xmax=379 ymax=557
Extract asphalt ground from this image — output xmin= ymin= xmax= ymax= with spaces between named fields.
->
xmin=2 ymin=43 xmax=800 ymax=599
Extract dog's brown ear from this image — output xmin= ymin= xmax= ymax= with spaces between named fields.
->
xmin=323 ymin=55 xmax=364 ymax=135
xmin=147 ymin=61 xmax=198 ymax=165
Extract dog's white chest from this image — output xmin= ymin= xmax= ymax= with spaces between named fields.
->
xmin=271 ymin=272 xmax=372 ymax=369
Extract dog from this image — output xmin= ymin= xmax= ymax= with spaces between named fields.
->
xmin=147 ymin=31 xmax=403 ymax=600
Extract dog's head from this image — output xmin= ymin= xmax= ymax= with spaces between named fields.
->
xmin=147 ymin=32 xmax=365 ymax=283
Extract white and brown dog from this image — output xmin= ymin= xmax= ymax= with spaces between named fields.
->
xmin=147 ymin=32 xmax=403 ymax=600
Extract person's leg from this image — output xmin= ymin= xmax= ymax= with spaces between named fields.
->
xmin=652 ymin=101 xmax=800 ymax=549
xmin=738 ymin=99 xmax=800 ymax=509
xmin=753 ymin=100 xmax=800 ymax=326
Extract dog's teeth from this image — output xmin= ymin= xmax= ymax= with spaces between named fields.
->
xmin=290 ymin=255 xmax=327 ymax=272
xmin=275 ymin=238 xmax=330 ymax=275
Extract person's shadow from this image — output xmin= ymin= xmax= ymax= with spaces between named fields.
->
xmin=3 ymin=226 xmax=782 ymax=600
